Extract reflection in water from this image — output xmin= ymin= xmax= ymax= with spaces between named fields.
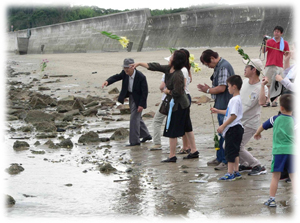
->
xmin=5 ymin=116 xmax=293 ymax=219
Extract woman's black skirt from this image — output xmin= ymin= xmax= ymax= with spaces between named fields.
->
xmin=163 ymin=101 xmax=193 ymax=138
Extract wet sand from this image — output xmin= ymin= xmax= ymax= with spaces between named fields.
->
xmin=4 ymin=47 xmax=295 ymax=220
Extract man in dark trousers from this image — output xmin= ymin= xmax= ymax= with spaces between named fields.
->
xmin=102 ymin=58 xmax=152 ymax=146
xmin=197 ymin=49 xmax=235 ymax=170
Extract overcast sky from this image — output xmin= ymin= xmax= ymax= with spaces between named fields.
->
xmin=2 ymin=0 xmax=299 ymax=10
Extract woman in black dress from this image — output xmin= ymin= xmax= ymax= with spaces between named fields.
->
xmin=131 ymin=50 xmax=199 ymax=162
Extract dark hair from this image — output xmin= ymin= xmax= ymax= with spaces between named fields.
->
xmin=179 ymin=48 xmax=191 ymax=74
xmin=280 ymin=94 xmax=293 ymax=112
xmin=274 ymin=25 xmax=284 ymax=33
xmin=226 ymin=75 xmax=243 ymax=90
xmin=200 ymin=49 xmax=219 ymax=64
xmin=172 ymin=50 xmax=187 ymax=70
xmin=250 ymin=65 xmax=261 ymax=76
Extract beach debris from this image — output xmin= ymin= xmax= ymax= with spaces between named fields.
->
xmin=189 ymin=180 xmax=208 ymax=183
xmin=49 ymin=75 xmax=72 ymax=78
xmin=113 ymin=178 xmax=131 ymax=182
xmin=23 ymin=194 xmax=36 ymax=198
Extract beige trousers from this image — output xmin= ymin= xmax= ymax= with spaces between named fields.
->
xmin=239 ymin=126 xmax=261 ymax=167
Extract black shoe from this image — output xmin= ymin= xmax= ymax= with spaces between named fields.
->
xmin=125 ymin=143 xmax=140 ymax=147
xmin=183 ymin=151 xmax=199 ymax=159
xmin=161 ymin=156 xmax=177 ymax=162
xmin=248 ymin=165 xmax=267 ymax=176
xmin=239 ymin=165 xmax=252 ymax=173
xmin=141 ymin=135 xmax=152 ymax=143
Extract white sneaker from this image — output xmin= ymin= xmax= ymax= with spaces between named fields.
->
xmin=149 ymin=144 xmax=162 ymax=151
xmin=207 ymin=158 xmax=221 ymax=166
xmin=214 ymin=162 xmax=227 ymax=170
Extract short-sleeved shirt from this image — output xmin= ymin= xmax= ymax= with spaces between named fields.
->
xmin=222 ymin=95 xmax=243 ymax=137
xmin=181 ymin=67 xmax=190 ymax=94
xmin=265 ymin=38 xmax=289 ymax=68
xmin=262 ymin=114 xmax=294 ymax=155
xmin=240 ymin=79 xmax=268 ymax=130
xmin=211 ymin=62 xmax=230 ymax=100
xmin=161 ymin=74 xmax=167 ymax=100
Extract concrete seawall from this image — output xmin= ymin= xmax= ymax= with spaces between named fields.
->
xmin=142 ymin=6 xmax=293 ymax=50
xmin=6 ymin=5 xmax=293 ymax=54
xmin=7 ymin=9 xmax=151 ymax=54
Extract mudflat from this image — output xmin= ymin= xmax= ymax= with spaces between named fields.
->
xmin=4 ymin=47 xmax=294 ymax=219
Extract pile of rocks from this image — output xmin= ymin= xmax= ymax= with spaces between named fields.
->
xmin=5 ymin=63 xmax=154 ymax=207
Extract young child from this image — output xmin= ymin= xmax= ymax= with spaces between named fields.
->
xmin=254 ymin=94 xmax=294 ymax=207
xmin=211 ymin=75 xmax=244 ymax=181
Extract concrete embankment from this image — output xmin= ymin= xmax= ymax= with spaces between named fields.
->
xmin=142 ymin=6 xmax=293 ymax=49
xmin=6 ymin=5 xmax=293 ymax=54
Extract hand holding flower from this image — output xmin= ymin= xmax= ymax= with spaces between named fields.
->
xmin=210 ymin=107 xmax=219 ymax=114
xmin=261 ymin=77 xmax=269 ymax=85
xmin=217 ymin=125 xmax=224 ymax=134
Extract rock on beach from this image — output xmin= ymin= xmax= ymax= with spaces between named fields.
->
xmin=6 ymin=163 xmax=25 ymax=175
xmin=13 ymin=141 xmax=30 ymax=151
xmin=78 ymin=131 xmax=101 ymax=144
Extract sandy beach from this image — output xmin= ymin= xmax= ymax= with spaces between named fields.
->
xmin=4 ymin=47 xmax=294 ymax=219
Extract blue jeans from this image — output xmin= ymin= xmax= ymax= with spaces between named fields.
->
xmin=217 ymin=114 xmax=227 ymax=164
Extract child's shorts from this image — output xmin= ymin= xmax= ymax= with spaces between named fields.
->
xmin=271 ymin=154 xmax=294 ymax=173
xmin=224 ymin=125 xmax=244 ymax=163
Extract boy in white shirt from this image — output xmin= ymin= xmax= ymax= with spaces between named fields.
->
xmin=211 ymin=75 xmax=244 ymax=181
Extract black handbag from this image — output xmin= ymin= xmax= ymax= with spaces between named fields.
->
xmin=159 ymin=94 xmax=172 ymax=115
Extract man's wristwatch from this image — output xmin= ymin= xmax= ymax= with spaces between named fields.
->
xmin=206 ymin=88 xmax=210 ymax=93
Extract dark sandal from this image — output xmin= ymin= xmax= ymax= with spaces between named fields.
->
xmin=177 ymin=148 xmax=191 ymax=154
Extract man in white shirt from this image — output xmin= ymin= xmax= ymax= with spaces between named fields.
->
xmin=239 ymin=58 xmax=269 ymax=175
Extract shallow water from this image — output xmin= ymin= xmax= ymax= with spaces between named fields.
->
xmin=4 ymin=118 xmax=293 ymax=219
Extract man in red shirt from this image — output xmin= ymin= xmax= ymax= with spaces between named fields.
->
xmin=262 ymin=25 xmax=290 ymax=107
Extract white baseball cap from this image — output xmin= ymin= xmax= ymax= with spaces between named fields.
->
xmin=242 ymin=58 xmax=264 ymax=72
